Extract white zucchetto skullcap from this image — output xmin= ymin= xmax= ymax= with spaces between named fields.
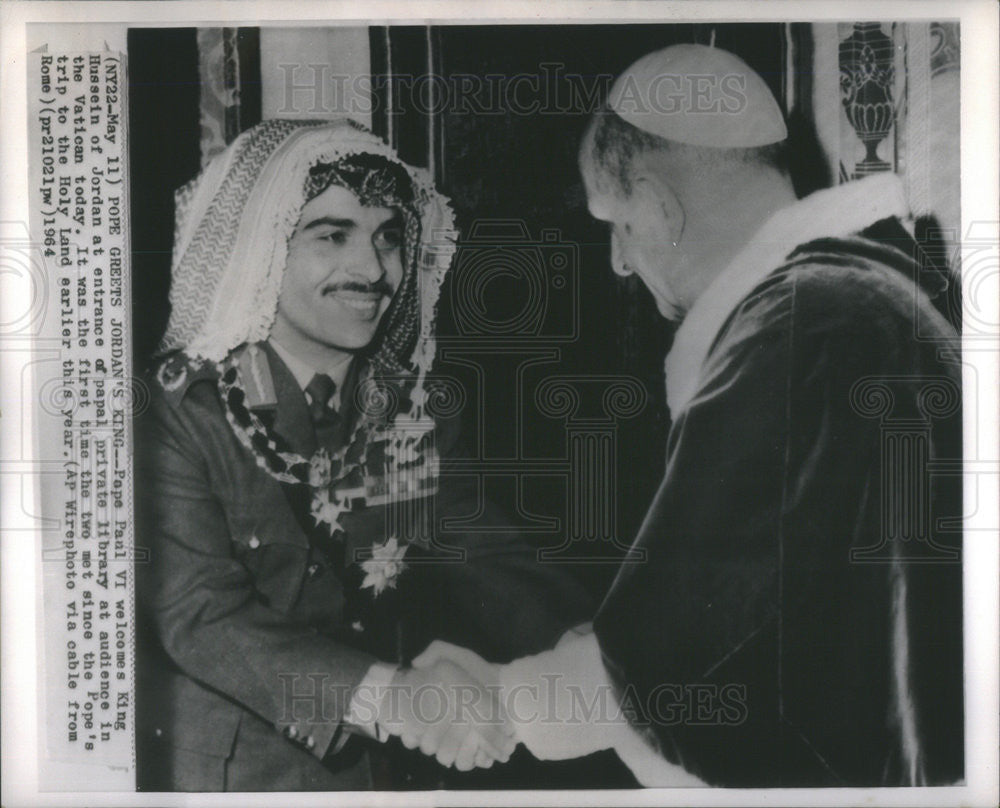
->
xmin=608 ymin=43 xmax=788 ymax=148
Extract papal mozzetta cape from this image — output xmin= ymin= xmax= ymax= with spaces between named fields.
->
xmin=594 ymin=175 xmax=964 ymax=787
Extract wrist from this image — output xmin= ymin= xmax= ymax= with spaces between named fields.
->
xmin=346 ymin=662 xmax=398 ymax=742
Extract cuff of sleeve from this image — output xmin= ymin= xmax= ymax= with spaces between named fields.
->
xmin=276 ymin=711 xmax=341 ymax=760
xmin=498 ymin=632 xmax=628 ymax=759
xmin=275 ymin=659 xmax=376 ymax=760
xmin=615 ymin=727 xmax=707 ymax=787
xmin=344 ymin=661 xmax=398 ymax=743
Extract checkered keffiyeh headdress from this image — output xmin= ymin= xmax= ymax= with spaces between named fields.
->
xmin=160 ymin=119 xmax=457 ymax=379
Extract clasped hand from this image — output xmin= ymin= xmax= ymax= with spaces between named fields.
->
xmin=375 ymin=656 xmax=515 ymax=771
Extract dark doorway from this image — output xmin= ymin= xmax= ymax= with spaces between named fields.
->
xmin=376 ymin=24 xmax=789 ymax=588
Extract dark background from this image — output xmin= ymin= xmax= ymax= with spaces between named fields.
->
xmin=128 ymin=24 xmax=801 ymax=583
xmin=126 ymin=21 xmax=817 ymax=790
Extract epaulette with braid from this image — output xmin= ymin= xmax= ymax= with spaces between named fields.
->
xmin=153 ymin=352 xmax=218 ymax=404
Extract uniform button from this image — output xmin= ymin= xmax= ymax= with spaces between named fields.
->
xmin=307 ymin=563 xmax=322 ymax=578
xmin=287 ymin=724 xmax=298 ymax=739
xmin=154 ymin=728 xmax=163 ymax=737
xmin=248 ymin=536 xmax=261 ymax=550
xmin=305 ymin=736 xmax=315 ymax=750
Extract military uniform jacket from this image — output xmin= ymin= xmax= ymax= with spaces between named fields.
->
xmin=135 ymin=342 xmax=592 ymax=791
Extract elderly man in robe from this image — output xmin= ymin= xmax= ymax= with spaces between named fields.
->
xmin=416 ymin=44 xmax=964 ymax=788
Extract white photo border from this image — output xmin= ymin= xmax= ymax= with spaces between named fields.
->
xmin=2 ymin=2 xmax=996 ymax=806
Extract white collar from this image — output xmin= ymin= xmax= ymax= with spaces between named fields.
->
xmin=664 ymin=173 xmax=912 ymax=419
xmin=268 ymin=338 xmax=351 ymax=405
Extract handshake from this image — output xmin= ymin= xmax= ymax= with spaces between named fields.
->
xmin=367 ymin=624 xmax=619 ymax=772
xmin=371 ymin=643 xmax=515 ymax=771
xmin=366 ymin=629 xmax=705 ymax=786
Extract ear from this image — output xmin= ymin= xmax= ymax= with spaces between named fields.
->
xmin=632 ymin=173 xmax=684 ymax=246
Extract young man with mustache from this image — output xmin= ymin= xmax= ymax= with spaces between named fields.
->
xmin=134 ymin=119 xmax=592 ymax=791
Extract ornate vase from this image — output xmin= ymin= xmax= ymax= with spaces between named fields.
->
xmin=839 ymin=22 xmax=896 ymax=177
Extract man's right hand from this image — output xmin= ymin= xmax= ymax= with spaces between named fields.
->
xmin=375 ymin=659 xmax=515 ymax=771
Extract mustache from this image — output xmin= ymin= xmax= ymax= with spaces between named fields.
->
xmin=320 ymin=279 xmax=394 ymax=296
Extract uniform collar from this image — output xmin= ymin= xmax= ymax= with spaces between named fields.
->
xmin=237 ymin=341 xmax=367 ymax=456
xmin=664 ymin=173 xmax=911 ymax=419
xmin=268 ymin=338 xmax=353 ymax=409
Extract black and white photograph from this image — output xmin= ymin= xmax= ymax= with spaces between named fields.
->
xmin=1 ymin=2 xmax=997 ymax=806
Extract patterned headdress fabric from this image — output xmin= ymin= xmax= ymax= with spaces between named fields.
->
xmin=161 ymin=119 xmax=457 ymax=378
xmin=304 ymin=153 xmax=416 ymax=207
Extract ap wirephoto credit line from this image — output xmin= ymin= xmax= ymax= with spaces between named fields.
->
xmin=27 ymin=46 xmax=135 ymax=774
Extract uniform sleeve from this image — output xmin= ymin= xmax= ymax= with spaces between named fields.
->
xmin=413 ymin=410 xmax=596 ymax=664
xmin=136 ymin=388 xmax=378 ymax=759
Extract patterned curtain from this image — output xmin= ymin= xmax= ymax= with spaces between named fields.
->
xmin=811 ymin=21 xmax=961 ymax=254
xmin=196 ymin=28 xmax=262 ymax=166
